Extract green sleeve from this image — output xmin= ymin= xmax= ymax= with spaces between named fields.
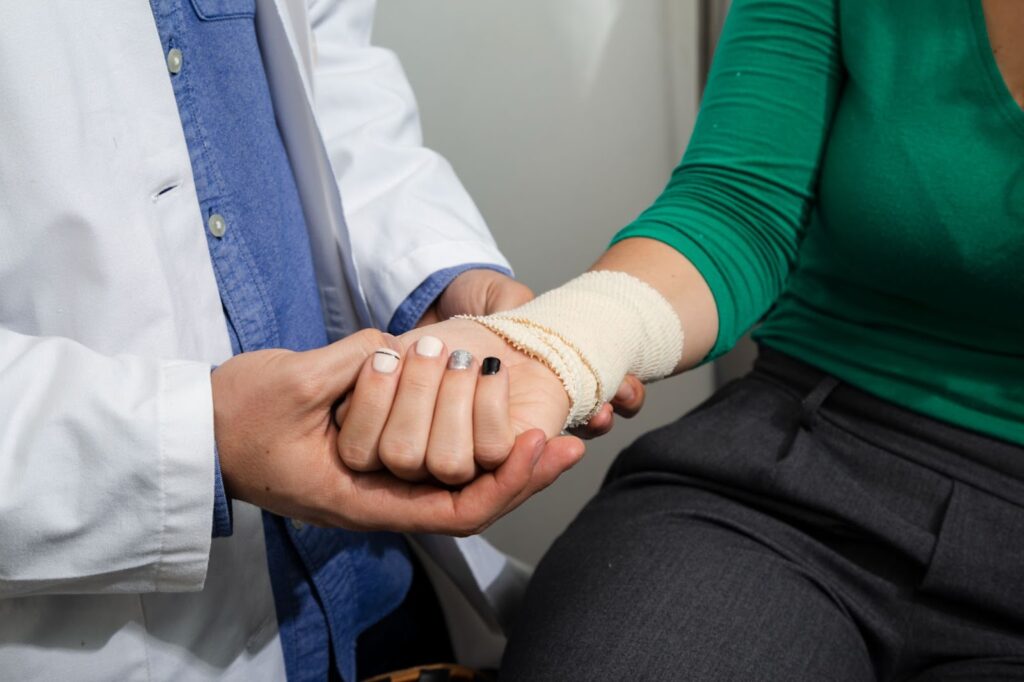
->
xmin=612 ymin=0 xmax=843 ymax=360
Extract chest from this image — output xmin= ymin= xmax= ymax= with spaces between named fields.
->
xmin=809 ymin=1 xmax=1024 ymax=318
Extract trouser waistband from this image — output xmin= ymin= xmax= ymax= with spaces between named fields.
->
xmin=752 ymin=345 xmax=1024 ymax=500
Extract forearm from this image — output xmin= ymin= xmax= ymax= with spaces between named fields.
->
xmin=590 ymin=237 xmax=718 ymax=372
xmin=605 ymin=0 xmax=841 ymax=359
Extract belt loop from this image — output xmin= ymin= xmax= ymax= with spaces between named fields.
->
xmin=799 ymin=376 xmax=841 ymax=430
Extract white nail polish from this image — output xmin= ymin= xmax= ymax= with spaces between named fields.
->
xmin=416 ymin=336 xmax=443 ymax=358
xmin=372 ymin=349 xmax=400 ymax=373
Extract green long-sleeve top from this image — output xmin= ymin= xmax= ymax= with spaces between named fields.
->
xmin=614 ymin=0 xmax=1023 ymax=445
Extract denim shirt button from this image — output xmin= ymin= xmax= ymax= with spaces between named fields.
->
xmin=166 ymin=48 xmax=183 ymax=75
xmin=208 ymin=213 xmax=227 ymax=238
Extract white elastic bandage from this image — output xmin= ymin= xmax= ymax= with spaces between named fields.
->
xmin=459 ymin=271 xmax=683 ymax=429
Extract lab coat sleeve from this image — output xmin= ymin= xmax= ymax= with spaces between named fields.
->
xmin=0 ymin=327 xmax=215 ymax=597
xmin=307 ymin=0 xmax=512 ymax=328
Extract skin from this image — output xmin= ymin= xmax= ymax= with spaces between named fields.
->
xmin=338 ymin=238 xmax=717 ymax=482
xmin=336 ymin=334 xmax=517 ymax=485
xmin=429 ymin=268 xmax=646 ymax=437
xmin=337 ymin=319 xmax=573 ymax=483
xmin=212 ymin=269 xmax=635 ymax=533
xmin=212 ymin=327 xmax=586 ymax=535
xmin=983 ymin=0 xmax=1024 ymax=109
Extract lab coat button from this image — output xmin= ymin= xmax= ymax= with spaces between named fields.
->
xmin=166 ymin=48 xmax=183 ymax=75
xmin=208 ymin=213 xmax=227 ymax=238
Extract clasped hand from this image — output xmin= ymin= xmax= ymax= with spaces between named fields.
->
xmin=213 ymin=320 xmax=569 ymax=536
xmin=213 ymin=318 xmax=643 ymax=537
xmin=336 ymin=320 xmax=568 ymax=485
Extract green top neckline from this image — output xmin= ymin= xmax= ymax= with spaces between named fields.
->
xmin=967 ymin=0 xmax=1024 ymax=140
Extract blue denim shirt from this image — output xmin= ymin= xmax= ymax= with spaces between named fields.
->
xmin=148 ymin=2 xmax=507 ymax=679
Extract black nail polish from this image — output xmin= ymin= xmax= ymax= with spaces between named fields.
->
xmin=482 ymin=357 xmax=501 ymax=376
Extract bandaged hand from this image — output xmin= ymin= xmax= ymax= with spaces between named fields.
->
xmin=333 ymin=270 xmax=680 ymax=485
xmin=461 ymin=271 xmax=683 ymax=429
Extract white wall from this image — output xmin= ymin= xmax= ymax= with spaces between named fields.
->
xmin=374 ymin=0 xmax=714 ymax=565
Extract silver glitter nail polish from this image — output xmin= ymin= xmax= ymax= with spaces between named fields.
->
xmin=448 ymin=350 xmax=473 ymax=370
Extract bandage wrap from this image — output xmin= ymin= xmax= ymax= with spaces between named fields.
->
xmin=459 ymin=271 xmax=684 ymax=428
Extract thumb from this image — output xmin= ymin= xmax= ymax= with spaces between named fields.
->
xmin=305 ymin=328 xmax=403 ymax=401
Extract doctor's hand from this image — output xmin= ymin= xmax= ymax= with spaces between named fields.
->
xmin=415 ymin=269 xmax=534 ymax=328
xmin=212 ymin=329 xmax=583 ymax=534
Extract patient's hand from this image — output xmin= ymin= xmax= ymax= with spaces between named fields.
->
xmin=335 ymin=318 xmax=570 ymax=485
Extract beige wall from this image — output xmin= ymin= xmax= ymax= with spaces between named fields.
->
xmin=374 ymin=0 xmax=714 ymax=565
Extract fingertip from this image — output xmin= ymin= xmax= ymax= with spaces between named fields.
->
xmin=568 ymin=437 xmax=586 ymax=463
xmin=574 ymin=405 xmax=613 ymax=439
xmin=550 ymin=435 xmax=585 ymax=464
xmin=613 ymin=376 xmax=646 ymax=418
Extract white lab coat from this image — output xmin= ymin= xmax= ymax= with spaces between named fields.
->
xmin=0 ymin=0 xmax=524 ymax=679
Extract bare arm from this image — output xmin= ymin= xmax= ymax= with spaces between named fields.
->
xmin=591 ymin=237 xmax=718 ymax=373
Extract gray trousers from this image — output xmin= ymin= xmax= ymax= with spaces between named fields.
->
xmin=502 ymin=348 xmax=1024 ymax=681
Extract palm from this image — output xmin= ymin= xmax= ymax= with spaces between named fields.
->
xmin=400 ymin=318 xmax=569 ymax=439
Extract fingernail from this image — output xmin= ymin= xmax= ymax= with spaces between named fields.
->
xmin=416 ymin=336 xmax=443 ymax=358
xmin=615 ymin=383 xmax=635 ymax=403
xmin=372 ymin=348 xmax=400 ymax=373
xmin=482 ymin=357 xmax=501 ymax=376
xmin=448 ymin=350 xmax=473 ymax=370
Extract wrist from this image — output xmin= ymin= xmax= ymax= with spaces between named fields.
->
xmin=209 ymin=364 xmax=237 ymax=499
xmin=460 ymin=271 xmax=682 ymax=428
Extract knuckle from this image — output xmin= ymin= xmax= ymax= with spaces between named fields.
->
xmin=401 ymin=373 xmax=438 ymax=394
xmin=354 ymin=327 xmax=389 ymax=351
xmin=379 ymin=436 xmax=424 ymax=471
xmin=428 ymin=453 xmax=474 ymax=485
xmin=337 ymin=442 xmax=375 ymax=471
xmin=474 ymin=436 xmax=514 ymax=464
xmin=288 ymin=371 xmax=323 ymax=403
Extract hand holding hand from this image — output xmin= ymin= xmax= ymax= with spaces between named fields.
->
xmin=335 ymin=319 xmax=570 ymax=483
xmin=212 ymin=328 xmax=583 ymax=534
xmin=334 ymin=333 xmax=518 ymax=484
